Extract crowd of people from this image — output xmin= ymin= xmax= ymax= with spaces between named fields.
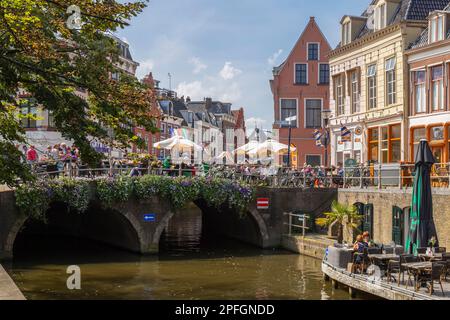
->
xmin=14 ymin=143 xmax=352 ymax=186
xmin=17 ymin=143 xmax=80 ymax=174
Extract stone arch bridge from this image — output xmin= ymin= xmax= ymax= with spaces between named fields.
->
xmin=0 ymin=184 xmax=336 ymax=260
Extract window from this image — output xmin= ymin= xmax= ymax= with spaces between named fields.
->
xmin=48 ymin=111 xmax=56 ymax=128
xmin=367 ymin=65 xmax=377 ymax=109
xmin=305 ymin=99 xmax=322 ymax=128
xmin=334 ymin=74 xmax=345 ymax=116
xmin=319 ymin=64 xmax=330 ymax=84
xmin=430 ymin=15 xmax=445 ymax=43
xmin=342 ymin=22 xmax=351 ymax=45
xmin=431 ymin=66 xmax=444 ymax=111
xmin=295 ymin=64 xmax=307 ymax=84
xmin=381 ymin=127 xmax=389 ymax=163
xmin=308 ymin=43 xmax=319 ymax=60
xmin=414 ymin=71 xmax=426 ymax=113
xmin=374 ymin=4 xmax=386 ymax=30
xmin=20 ymin=101 xmax=37 ymax=129
xmin=385 ymin=58 xmax=396 ymax=105
xmin=306 ymin=155 xmax=321 ymax=167
xmin=369 ymin=125 xmax=402 ymax=163
xmin=280 ymin=99 xmax=297 ymax=127
xmin=350 ymin=70 xmax=359 ymax=113
xmin=390 ymin=124 xmax=401 ymax=163
xmin=111 ymin=72 xmax=120 ymax=81
xmin=368 ymin=128 xmax=379 ymax=162
xmin=412 ymin=127 xmax=426 ymax=159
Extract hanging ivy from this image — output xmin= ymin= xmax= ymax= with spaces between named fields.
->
xmin=15 ymin=175 xmax=255 ymax=221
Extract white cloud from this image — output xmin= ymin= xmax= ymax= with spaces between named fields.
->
xmin=245 ymin=117 xmax=268 ymax=130
xmin=176 ymin=81 xmax=205 ymax=99
xmin=219 ymin=62 xmax=242 ymax=80
xmin=268 ymin=49 xmax=283 ymax=66
xmin=189 ymin=57 xmax=207 ymax=74
xmin=136 ymin=59 xmax=155 ymax=79
xmin=176 ymin=79 xmax=241 ymax=103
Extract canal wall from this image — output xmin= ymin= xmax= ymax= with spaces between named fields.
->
xmin=282 ymin=235 xmax=334 ymax=259
xmin=338 ymin=188 xmax=450 ymax=249
xmin=0 ymin=264 xmax=25 ymax=300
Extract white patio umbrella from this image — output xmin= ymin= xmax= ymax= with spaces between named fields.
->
xmin=214 ymin=151 xmax=234 ymax=164
xmin=154 ymin=136 xmax=203 ymax=152
xmin=248 ymin=139 xmax=296 ymax=156
xmin=232 ymin=140 xmax=260 ymax=155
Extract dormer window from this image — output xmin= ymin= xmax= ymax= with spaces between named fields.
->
xmin=429 ymin=14 xmax=445 ymax=43
xmin=342 ymin=22 xmax=351 ymax=45
xmin=374 ymin=3 xmax=386 ymax=30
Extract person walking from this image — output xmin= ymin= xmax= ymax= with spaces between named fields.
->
xmin=26 ymin=145 xmax=38 ymax=170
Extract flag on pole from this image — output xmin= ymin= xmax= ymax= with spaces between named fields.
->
xmin=341 ymin=125 xmax=352 ymax=142
xmin=313 ymin=129 xmax=323 ymax=147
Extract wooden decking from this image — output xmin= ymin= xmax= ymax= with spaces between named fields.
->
xmin=322 ymin=260 xmax=450 ymax=300
xmin=0 ymin=265 xmax=25 ymax=300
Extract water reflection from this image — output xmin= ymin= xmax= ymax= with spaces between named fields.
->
xmin=8 ymin=204 xmax=375 ymax=300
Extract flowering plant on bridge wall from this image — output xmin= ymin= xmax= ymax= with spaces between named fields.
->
xmin=15 ymin=175 xmax=255 ymax=221
xmin=96 ymin=176 xmax=134 ymax=207
xmin=15 ymin=178 xmax=91 ymax=220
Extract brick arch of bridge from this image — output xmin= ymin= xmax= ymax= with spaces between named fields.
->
xmin=5 ymin=197 xmax=270 ymax=257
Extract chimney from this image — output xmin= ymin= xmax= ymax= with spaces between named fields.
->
xmin=205 ymin=97 xmax=212 ymax=109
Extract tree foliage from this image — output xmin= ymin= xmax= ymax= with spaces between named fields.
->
xmin=0 ymin=0 xmax=156 ymax=186
xmin=316 ymin=201 xmax=362 ymax=243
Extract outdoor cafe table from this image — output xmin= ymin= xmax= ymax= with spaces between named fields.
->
xmin=401 ymin=262 xmax=432 ymax=291
xmin=367 ymin=254 xmax=400 ymax=278
xmin=368 ymin=253 xmax=399 ymax=265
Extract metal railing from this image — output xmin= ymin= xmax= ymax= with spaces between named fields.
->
xmin=31 ymin=161 xmax=450 ymax=190
xmin=284 ymin=212 xmax=310 ymax=237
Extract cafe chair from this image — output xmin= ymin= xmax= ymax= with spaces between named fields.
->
xmin=386 ymin=259 xmax=400 ymax=284
xmin=352 ymin=251 xmax=369 ymax=274
xmin=421 ymin=262 xmax=446 ymax=296
xmin=417 ymin=247 xmax=428 ymax=254
xmin=402 ymin=255 xmax=420 ymax=289
xmin=442 ymin=253 xmax=450 ymax=281
xmin=367 ymin=247 xmax=382 ymax=255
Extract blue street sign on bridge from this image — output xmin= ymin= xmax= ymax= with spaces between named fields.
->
xmin=143 ymin=214 xmax=156 ymax=222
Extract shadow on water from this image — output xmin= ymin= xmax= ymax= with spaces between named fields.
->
xmin=8 ymin=203 xmax=378 ymax=300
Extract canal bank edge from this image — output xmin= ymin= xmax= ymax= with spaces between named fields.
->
xmin=282 ymin=234 xmax=334 ymax=259
xmin=0 ymin=264 xmax=25 ymax=300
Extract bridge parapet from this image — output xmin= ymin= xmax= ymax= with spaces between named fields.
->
xmin=0 ymin=176 xmax=337 ymax=260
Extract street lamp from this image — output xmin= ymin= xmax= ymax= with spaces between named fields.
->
xmin=321 ymin=110 xmax=332 ymax=167
xmin=285 ymin=115 xmax=297 ymax=168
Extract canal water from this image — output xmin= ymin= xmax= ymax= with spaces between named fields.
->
xmin=7 ymin=205 xmax=369 ymax=300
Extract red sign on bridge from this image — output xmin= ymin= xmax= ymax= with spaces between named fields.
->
xmin=257 ymin=198 xmax=269 ymax=210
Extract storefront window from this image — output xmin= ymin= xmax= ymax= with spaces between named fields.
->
xmin=390 ymin=124 xmax=401 ymax=163
xmin=381 ymin=127 xmax=389 ymax=163
xmin=430 ymin=126 xmax=444 ymax=141
xmin=369 ymin=128 xmax=379 ymax=162
xmin=412 ymin=127 xmax=426 ymax=160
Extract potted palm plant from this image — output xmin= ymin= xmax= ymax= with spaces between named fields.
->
xmin=316 ymin=200 xmax=363 ymax=244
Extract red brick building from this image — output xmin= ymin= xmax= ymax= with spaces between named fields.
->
xmin=132 ymin=72 xmax=161 ymax=157
xmin=270 ymin=17 xmax=331 ymax=168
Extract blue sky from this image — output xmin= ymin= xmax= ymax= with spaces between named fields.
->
xmin=117 ymin=0 xmax=368 ymax=131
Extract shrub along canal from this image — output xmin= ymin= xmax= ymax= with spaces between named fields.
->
xmin=6 ymin=204 xmax=374 ymax=300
